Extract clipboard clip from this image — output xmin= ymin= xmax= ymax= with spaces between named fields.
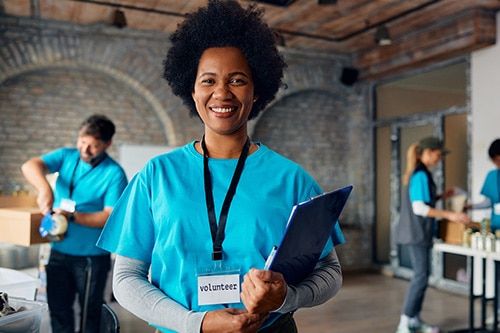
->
xmin=263 ymin=245 xmax=278 ymax=270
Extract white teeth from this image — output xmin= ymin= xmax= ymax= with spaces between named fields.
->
xmin=211 ymin=107 xmax=234 ymax=113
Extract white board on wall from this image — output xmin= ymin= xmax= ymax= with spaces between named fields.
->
xmin=119 ymin=144 xmax=174 ymax=181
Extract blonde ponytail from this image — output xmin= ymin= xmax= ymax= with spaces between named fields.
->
xmin=402 ymin=142 xmax=421 ymax=186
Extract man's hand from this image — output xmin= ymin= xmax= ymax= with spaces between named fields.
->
xmin=36 ymin=188 xmax=54 ymax=215
xmin=240 ymin=268 xmax=287 ymax=314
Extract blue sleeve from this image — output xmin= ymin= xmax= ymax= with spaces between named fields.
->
xmin=97 ymin=170 xmax=155 ymax=263
xmin=331 ymin=223 xmax=344 ymax=245
xmin=317 ymin=223 xmax=344 ymax=260
xmin=480 ymin=170 xmax=500 ymax=203
xmin=409 ymin=171 xmax=430 ymax=203
xmin=41 ymin=148 xmax=67 ymax=173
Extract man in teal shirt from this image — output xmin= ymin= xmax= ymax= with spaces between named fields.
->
xmin=22 ymin=114 xmax=128 ymax=333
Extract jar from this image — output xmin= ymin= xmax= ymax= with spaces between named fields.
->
xmin=471 ymin=232 xmax=480 ymax=250
xmin=462 ymin=228 xmax=473 ymax=247
xmin=485 ymin=234 xmax=495 ymax=252
xmin=477 ymin=234 xmax=485 ymax=251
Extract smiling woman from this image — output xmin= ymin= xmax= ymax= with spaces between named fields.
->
xmin=96 ymin=1 xmax=344 ymax=333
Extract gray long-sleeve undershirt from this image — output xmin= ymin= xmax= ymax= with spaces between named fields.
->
xmin=112 ymin=250 xmax=342 ymax=333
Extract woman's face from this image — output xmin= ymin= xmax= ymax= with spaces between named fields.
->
xmin=421 ymin=148 xmax=443 ymax=168
xmin=192 ymin=47 xmax=256 ymax=136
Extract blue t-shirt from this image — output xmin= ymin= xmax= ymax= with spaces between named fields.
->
xmin=480 ymin=169 xmax=500 ymax=231
xmin=97 ymin=142 xmax=344 ymax=331
xmin=409 ymin=170 xmax=431 ymax=204
xmin=42 ymin=147 xmax=128 ymax=255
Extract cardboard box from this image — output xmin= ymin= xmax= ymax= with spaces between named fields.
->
xmin=0 ymin=207 xmax=47 ymax=247
xmin=0 ymin=195 xmax=37 ymax=208
xmin=438 ymin=220 xmax=480 ymax=245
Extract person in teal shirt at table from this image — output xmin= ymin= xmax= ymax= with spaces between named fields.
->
xmin=22 ymin=114 xmax=128 ymax=333
xmin=465 ymin=138 xmax=500 ymax=325
xmin=466 ymin=138 xmax=500 ymax=233
xmin=97 ymin=1 xmax=344 ymax=332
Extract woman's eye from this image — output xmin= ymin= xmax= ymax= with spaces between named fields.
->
xmin=230 ymin=78 xmax=246 ymax=84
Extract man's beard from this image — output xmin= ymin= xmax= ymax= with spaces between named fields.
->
xmin=82 ymin=152 xmax=106 ymax=166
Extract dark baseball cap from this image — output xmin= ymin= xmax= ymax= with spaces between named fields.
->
xmin=419 ymin=137 xmax=450 ymax=154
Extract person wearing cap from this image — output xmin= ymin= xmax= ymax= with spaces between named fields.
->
xmin=395 ymin=136 xmax=470 ymax=333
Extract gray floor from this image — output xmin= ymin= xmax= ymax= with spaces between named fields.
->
xmin=33 ymin=271 xmax=496 ymax=333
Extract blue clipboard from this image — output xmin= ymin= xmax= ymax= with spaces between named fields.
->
xmin=266 ymin=185 xmax=353 ymax=285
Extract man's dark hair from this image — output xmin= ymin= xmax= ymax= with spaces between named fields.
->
xmin=80 ymin=114 xmax=115 ymax=142
xmin=488 ymin=138 xmax=500 ymax=159
xmin=163 ymin=0 xmax=287 ymax=120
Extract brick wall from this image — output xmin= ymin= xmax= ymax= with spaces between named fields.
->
xmin=0 ymin=16 xmax=373 ymax=269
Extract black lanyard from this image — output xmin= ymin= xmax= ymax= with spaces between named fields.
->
xmin=201 ymin=136 xmax=250 ymax=261
xmin=69 ymin=158 xmax=81 ymax=198
xmin=69 ymin=157 xmax=99 ymax=198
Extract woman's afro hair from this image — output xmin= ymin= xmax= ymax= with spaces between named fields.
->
xmin=162 ymin=0 xmax=287 ymax=120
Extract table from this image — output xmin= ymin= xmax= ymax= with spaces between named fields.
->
xmin=434 ymin=242 xmax=499 ymax=333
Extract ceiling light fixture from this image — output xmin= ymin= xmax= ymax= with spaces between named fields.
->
xmin=375 ymin=26 xmax=392 ymax=46
xmin=112 ymin=9 xmax=127 ymax=28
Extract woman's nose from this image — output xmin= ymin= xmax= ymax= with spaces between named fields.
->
xmin=213 ymin=83 xmax=232 ymax=100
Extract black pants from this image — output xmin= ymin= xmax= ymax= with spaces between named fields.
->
xmin=46 ymin=249 xmax=111 ymax=333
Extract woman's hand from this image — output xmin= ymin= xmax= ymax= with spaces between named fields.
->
xmin=240 ymin=268 xmax=287 ymax=314
xmin=439 ymin=187 xmax=457 ymax=200
xmin=446 ymin=211 xmax=471 ymax=224
xmin=201 ymin=308 xmax=267 ymax=333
